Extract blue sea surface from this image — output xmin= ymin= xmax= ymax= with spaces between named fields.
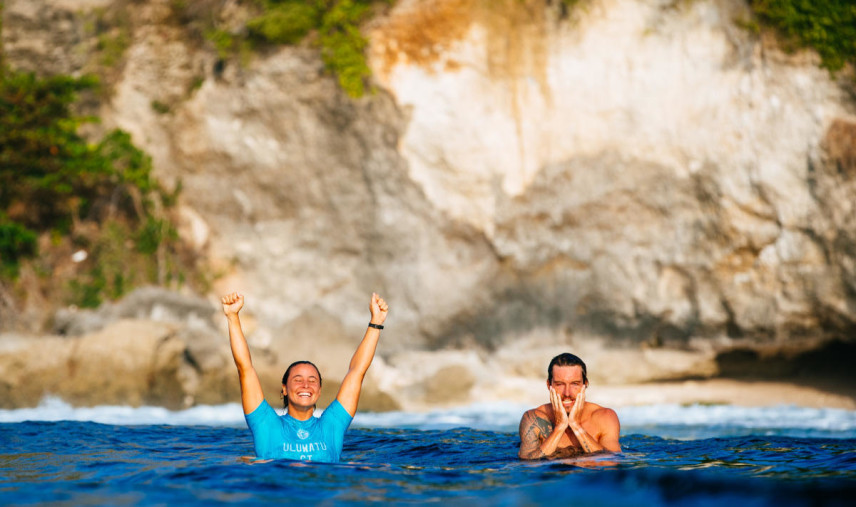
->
xmin=1 ymin=401 xmax=854 ymax=505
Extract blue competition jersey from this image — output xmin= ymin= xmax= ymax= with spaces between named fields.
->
xmin=245 ymin=399 xmax=352 ymax=462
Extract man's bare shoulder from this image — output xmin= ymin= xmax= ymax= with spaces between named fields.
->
xmin=587 ymin=403 xmax=621 ymax=452
xmin=521 ymin=405 xmax=550 ymax=420
xmin=519 ymin=405 xmax=553 ymax=431
xmin=533 ymin=403 xmax=551 ymax=416
xmin=589 ymin=403 xmax=617 ymax=416
xmin=588 ymin=404 xmax=620 ymax=425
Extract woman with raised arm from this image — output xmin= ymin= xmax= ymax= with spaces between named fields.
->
xmin=221 ymin=291 xmax=389 ymax=462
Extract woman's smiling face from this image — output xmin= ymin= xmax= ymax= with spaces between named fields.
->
xmin=284 ymin=363 xmax=322 ymax=409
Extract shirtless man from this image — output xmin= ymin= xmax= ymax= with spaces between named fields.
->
xmin=518 ymin=353 xmax=621 ymax=459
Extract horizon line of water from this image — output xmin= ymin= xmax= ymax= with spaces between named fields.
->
xmin=1 ymin=397 xmax=855 ymax=439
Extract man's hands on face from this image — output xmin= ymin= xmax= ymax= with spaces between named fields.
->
xmin=549 ymin=386 xmax=569 ymax=431
xmin=550 ymin=384 xmax=587 ymax=429
xmin=569 ymin=385 xmax=586 ymax=429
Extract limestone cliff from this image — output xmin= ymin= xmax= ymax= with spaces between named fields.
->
xmin=1 ymin=0 xmax=854 ymax=410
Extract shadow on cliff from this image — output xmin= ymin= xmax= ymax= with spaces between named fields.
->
xmin=714 ymin=339 xmax=856 ymax=398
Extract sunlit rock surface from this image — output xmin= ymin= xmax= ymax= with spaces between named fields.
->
xmin=1 ymin=0 xmax=854 ymax=409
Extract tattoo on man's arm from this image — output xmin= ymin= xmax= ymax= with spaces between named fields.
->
xmin=534 ymin=415 xmax=552 ymax=436
xmin=520 ymin=412 xmax=550 ymax=459
xmin=579 ymin=436 xmax=593 ymax=453
xmin=573 ymin=425 xmax=594 ymax=453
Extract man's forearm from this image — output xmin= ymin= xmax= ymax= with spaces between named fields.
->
xmin=569 ymin=424 xmax=603 ymax=453
xmin=538 ymin=425 xmax=567 ymax=457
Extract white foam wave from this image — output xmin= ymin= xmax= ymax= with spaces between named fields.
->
xmin=352 ymin=402 xmax=534 ymax=432
xmin=353 ymin=403 xmax=856 ymax=436
xmin=2 ymin=398 xmax=855 ymax=437
xmin=619 ymin=404 xmax=856 ymax=432
xmin=0 ymin=397 xmax=247 ymax=427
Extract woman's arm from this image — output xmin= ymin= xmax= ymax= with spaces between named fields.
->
xmin=336 ymin=293 xmax=389 ymax=416
xmin=222 ymin=292 xmax=265 ymax=415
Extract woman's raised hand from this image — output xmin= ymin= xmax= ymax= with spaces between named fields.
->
xmin=370 ymin=293 xmax=389 ymax=325
xmin=221 ymin=292 xmax=244 ymax=317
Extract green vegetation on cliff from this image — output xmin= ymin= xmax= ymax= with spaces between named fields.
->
xmin=246 ymin=0 xmax=393 ymax=98
xmin=0 ymin=68 xmax=192 ymax=307
xmin=173 ymin=0 xmax=392 ymax=98
xmin=749 ymin=0 xmax=856 ymax=73
xmin=248 ymin=1 xmax=378 ymax=97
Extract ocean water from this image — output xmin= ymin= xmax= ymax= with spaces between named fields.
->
xmin=1 ymin=399 xmax=855 ymax=506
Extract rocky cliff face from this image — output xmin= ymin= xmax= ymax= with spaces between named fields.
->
xmin=1 ymin=0 xmax=854 ymax=410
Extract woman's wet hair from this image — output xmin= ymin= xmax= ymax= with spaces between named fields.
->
xmin=547 ymin=353 xmax=588 ymax=385
xmin=281 ymin=361 xmax=322 ymax=408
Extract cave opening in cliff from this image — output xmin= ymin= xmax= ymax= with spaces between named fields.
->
xmin=714 ymin=339 xmax=856 ymax=398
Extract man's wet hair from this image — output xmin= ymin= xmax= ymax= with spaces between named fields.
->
xmin=281 ymin=360 xmax=322 ymax=408
xmin=547 ymin=353 xmax=588 ymax=385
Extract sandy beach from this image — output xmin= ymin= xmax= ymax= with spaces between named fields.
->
xmin=593 ymin=379 xmax=855 ymax=410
